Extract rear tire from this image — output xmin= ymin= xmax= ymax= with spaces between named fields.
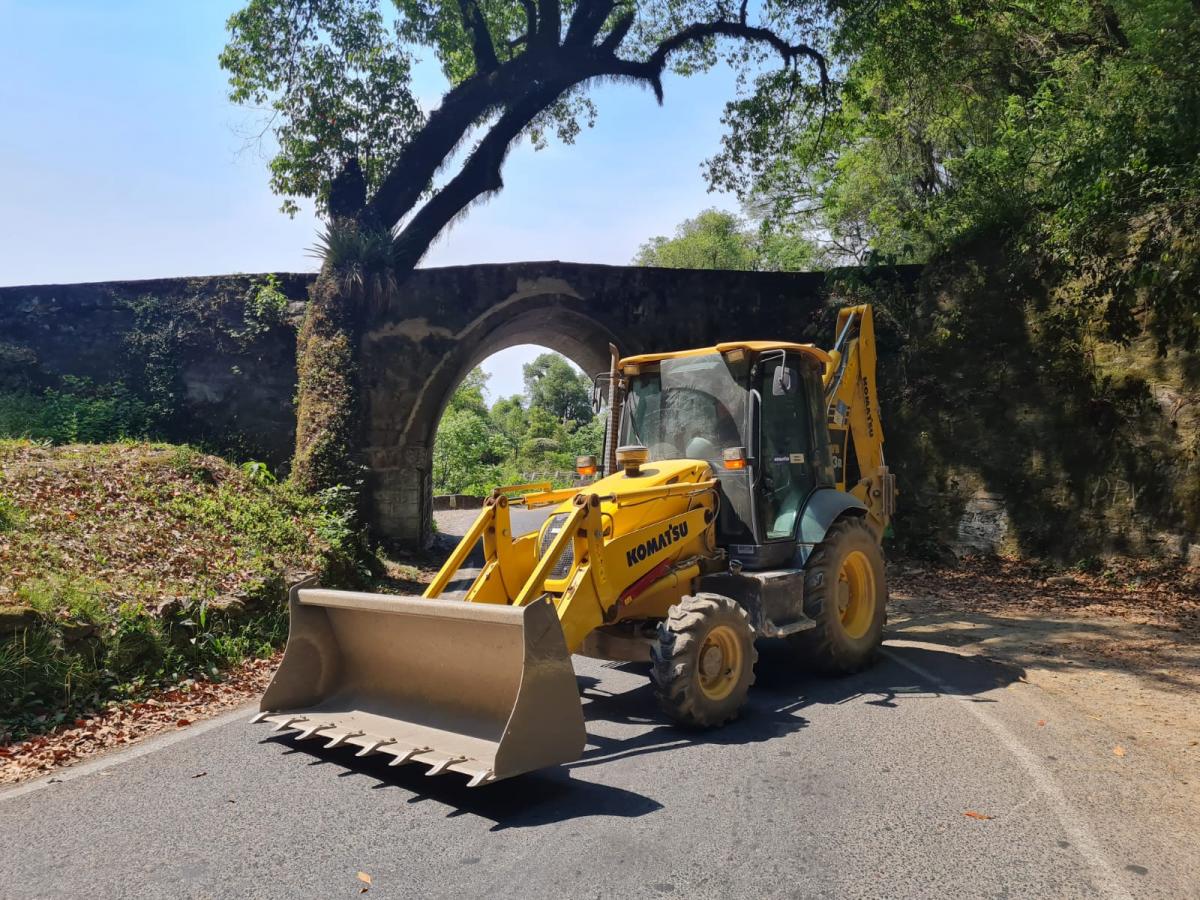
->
xmin=651 ymin=594 xmax=757 ymax=727
xmin=790 ymin=516 xmax=887 ymax=673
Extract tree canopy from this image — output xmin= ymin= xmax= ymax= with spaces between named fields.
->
xmin=634 ymin=207 xmax=816 ymax=270
xmin=522 ymin=352 xmax=594 ymax=422
xmin=433 ymin=357 xmax=602 ymax=495
xmin=706 ymin=0 xmax=1200 ymax=347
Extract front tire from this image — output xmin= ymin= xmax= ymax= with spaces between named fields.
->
xmin=790 ymin=516 xmax=887 ymax=673
xmin=651 ymin=594 xmax=757 ymax=728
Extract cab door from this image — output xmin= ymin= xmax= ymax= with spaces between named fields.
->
xmin=756 ymin=355 xmax=821 ymax=544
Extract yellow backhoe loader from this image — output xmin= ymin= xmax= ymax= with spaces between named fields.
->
xmin=253 ymin=305 xmax=895 ymax=786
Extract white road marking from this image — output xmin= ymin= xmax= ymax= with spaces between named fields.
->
xmin=883 ymin=644 xmax=1133 ymax=900
xmin=0 ymin=705 xmax=254 ymax=803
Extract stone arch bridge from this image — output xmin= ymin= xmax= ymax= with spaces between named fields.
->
xmin=0 ymin=261 xmax=917 ymax=546
xmin=362 ymin=262 xmax=864 ymax=544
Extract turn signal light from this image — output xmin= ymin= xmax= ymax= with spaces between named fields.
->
xmin=576 ymin=455 xmax=598 ymax=477
xmin=722 ymin=447 xmax=748 ymax=470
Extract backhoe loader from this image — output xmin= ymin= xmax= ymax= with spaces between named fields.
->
xmin=253 ymin=304 xmax=895 ymax=786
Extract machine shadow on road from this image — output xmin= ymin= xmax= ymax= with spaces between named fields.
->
xmin=259 ymin=732 xmax=663 ymax=831
xmin=569 ymin=639 xmax=1026 ymax=770
xmin=258 ymin=639 xmax=1021 ymax=828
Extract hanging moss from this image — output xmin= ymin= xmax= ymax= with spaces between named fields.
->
xmin=291 ymin=271 xmax=362 ymax=492
xmin=290 ymin=218 xmax=398 ymax=494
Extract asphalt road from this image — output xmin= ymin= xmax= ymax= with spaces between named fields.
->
xmin=3 ymin=641 xmax=1197 ymax=899
xmin=3 ymin=509 xmax=1197 ymax=898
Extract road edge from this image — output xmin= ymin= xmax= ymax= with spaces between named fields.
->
xmin=0 ymin=704 xmax=254 ymax=803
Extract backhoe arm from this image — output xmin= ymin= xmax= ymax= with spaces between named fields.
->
xmin=822 ymin=304 xmax=896 ymax=535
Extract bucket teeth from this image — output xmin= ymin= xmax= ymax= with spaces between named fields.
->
xmin=426 ymin=756 xmax=467 ymax=777
xmin=249 ymin=711 xmax=273 ymax=724
xmin=325 ymin=730 xmax=365 ymax=749
xmin=467 ymin=770 xmax=495 ymax=788
xmin=388 ymin=746 xmax=431 ymax=767
xmin=356 ymin=739 xmax=397 ymax=757
xmin=295 ymin=723 xmax=336 ymax=740
xmin=272 ymin=716 xmax=308 ymax=733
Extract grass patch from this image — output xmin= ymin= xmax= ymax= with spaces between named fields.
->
xmin=0 ymin=440 xmax=364 ymax=741
xmin=0 ymin=379 xmax=159 ymax=445
xmin=0 ymin=492 xmax=23 ymax=532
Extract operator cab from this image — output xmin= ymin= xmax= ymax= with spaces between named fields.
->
xmin=609 ymin=342 xmax=836 ymax=570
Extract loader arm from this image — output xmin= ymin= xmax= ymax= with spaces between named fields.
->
xmin=423 ymin=477 xmax=717 ymax=652
xmin=822 ymin=304 xmax=896 ymax=535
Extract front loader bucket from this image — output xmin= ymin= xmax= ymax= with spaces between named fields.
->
xmin=253 ymin=586 xmax=586 ymax=786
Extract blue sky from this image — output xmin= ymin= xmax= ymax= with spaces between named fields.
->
xmin=0 ymin=0 xmax=747 ymax=399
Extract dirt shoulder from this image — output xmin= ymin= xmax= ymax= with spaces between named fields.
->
xmin=0 ymin=656 xmax=279 ymax=786
xmin=888 ymin=557 xmax=1200 ymax=775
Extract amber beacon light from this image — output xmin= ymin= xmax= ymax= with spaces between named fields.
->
xmin=722 ymin=447 xmax=748 ymax=470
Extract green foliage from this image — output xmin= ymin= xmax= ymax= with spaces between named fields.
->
xmin=241 ymin=460 xmax=278 ymax=486
xmin=0 ymin=492 xmax=24 ymax=532
xmin=634 ymin=208 xmax=817 ymax=271
xmin=220 ymin=0 xmax=424 ymax=216
xmin=0 ymin=602 xmax=293 ymax=738
xmin=222 ymin=0 xmax=832 ymax=222
xmin=636 ymin=209 xmax=760 ymax=270
xmin=309 ymin=219 xmax=398 ymax=298
xmin=711 ymin=0 xmax=1200 ymax=347
xmin=238 ymin=274 xmax=291 ymax=339
xmin=0 ymin=378 xmax=158 ymax=445
xmin=0 ymin=441 xmax=366 ymax=738
xmin=433 ymin=358 xmax=605 ymax=495
xmin=522 ymin=353 xmax=594 ymax=423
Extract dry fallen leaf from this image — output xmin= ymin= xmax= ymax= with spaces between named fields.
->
xmin=1113 ymin=745 xmax=1126 ymax=757
xmin=176 ymin=719 xmax=191 ymax=728
xmin=1036 ymin=720 xmax=1046 ymax=727
xmin=357 ymin=872 xmax=372 ymax=885
xmin=964 ymin=811 xmax=994 ymax=820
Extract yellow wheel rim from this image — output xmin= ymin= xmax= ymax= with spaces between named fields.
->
xmin=697 ymin=624 xmax=743 ymax=701
xmin=837 ymin=550 xmax=877 ymax=640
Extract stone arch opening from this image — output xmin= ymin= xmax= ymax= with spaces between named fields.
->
xmin=430 ymin=339 xmax=596 ymax=505
xmin=417 ymin=303 xmax=619 ymax=448
xmin=362 ymin=286 xmax=633 ymax=544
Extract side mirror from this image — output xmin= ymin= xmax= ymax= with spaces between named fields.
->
xmin=591 ymin=372 xmax=613 ymax=414
xmin=772 ymin=365 xmax=797 ymax=396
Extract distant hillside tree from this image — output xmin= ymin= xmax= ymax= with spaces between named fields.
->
xmin=433 ymin=356 xmax=604 ymax=494
xmin=523 ymin=353 xmax=593 ymax=423
xmin=635 ymin=208 xmax=816 ymax=270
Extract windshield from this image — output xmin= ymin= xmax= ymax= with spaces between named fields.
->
xmin=620 ymin=352 xmax=749 ymax=467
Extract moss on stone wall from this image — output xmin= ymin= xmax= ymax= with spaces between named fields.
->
xmin=0 ymin=275 xmax=307 ymax=465
xmin=291 ymin=271 xmax=362 ymax=492
xmin=827 ymin=244 xmax=1199 ymax=563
